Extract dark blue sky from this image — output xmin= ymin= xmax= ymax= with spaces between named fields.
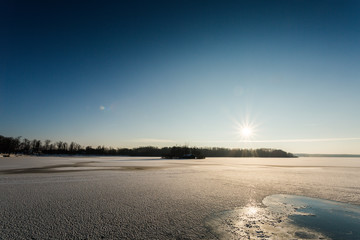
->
xmin=2 ymin=0 xmax=360 ymax=153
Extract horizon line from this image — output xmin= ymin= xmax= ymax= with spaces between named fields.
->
xmin=192 ymin=137 xmax=360 ymax=143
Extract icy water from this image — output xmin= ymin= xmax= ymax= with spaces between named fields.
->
xmin=206 ymin=194 xmax=360 ymax=239
xmin=278 ymin=195 xmax=360 ymax=239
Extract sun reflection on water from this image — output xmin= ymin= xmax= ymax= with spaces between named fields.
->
xmin=206 ymin=197 xmax=329 ymax=240
xmin=245 ymin=206 xmax=259 ymax=216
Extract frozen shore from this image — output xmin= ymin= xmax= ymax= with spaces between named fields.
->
xmin=1 ymin=156 xmax=359 ymax=239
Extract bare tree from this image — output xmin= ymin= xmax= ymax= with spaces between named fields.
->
xmin=31 ymin=139 xmax=42 ymax=153
xmin=44 ymin=140 xmax=51 ymax=151
xmin=56 ymin=141 xmax=63 ymax=151
xmin=63 ymin=142 xmax=68 ymax=151
xmin=22 ymin=138 xmax=31 ymax=154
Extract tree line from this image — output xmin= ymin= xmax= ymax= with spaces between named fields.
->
xmin=0 ymin=135 xmax=295 ymax=158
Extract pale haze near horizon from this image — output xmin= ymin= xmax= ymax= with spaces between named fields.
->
xmin=1 ymin=1 xmax=360 ymax=154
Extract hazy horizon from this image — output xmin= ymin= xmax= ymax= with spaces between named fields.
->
xmin=2 ymin=0 xmax=360 ymax=154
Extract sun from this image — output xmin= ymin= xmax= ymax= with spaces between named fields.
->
xmin=241 ymin=127 xmax=253 ymax=138
xmin=233 ymin=116 xmax=259 ymax=141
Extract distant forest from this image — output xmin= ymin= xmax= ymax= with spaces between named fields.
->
xmin=0 ymin=135 xmax=295 ymax=158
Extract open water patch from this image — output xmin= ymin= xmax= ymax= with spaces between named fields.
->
xmin=205 ymin=194 xmax=360 ymax=239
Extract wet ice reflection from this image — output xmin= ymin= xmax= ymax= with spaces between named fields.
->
xmin=205 ymin=195 xmax=331 ymax=239
xmin=244 ymin=206 xmax=259 ymax=216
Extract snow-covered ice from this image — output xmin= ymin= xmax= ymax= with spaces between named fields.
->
xmin=1 ymin=156 xmax=359 ymax=239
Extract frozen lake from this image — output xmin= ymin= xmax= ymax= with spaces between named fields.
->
xmin=1 ymin=156 xmax=360 ymax=239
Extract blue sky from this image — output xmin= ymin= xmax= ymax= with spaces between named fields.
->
xmin=1 ymin=0 xmax=360 ymax=154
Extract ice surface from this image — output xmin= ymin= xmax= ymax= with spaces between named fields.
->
xmin=0 ymin=156 xmax=360 ymax=239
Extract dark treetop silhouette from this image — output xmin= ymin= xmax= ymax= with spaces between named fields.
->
xmin=0 ymin=135 xmax=295 ymax=158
